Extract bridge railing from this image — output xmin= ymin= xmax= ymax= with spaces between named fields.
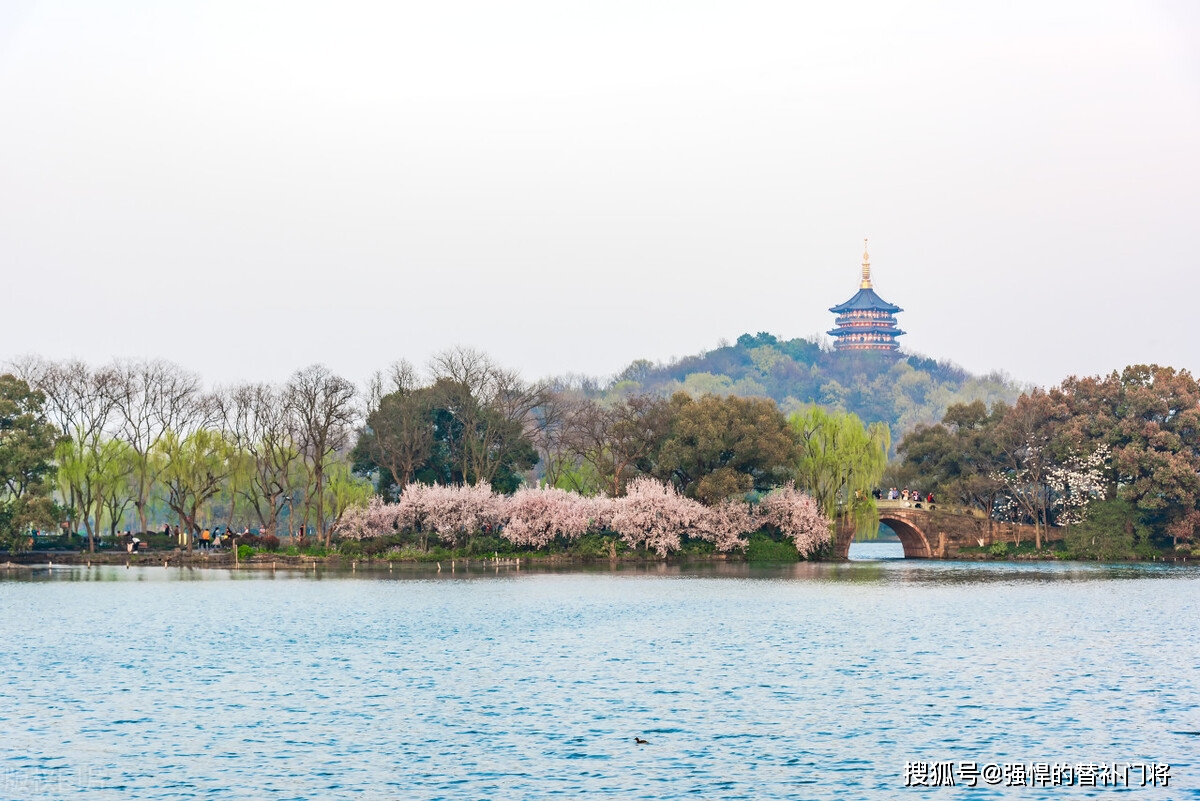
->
xmin=873 ymin=499 xmax=987 ymax=519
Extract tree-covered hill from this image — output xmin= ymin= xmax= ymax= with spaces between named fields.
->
xmin=598 ymin=332 xmax=1022 ymax=438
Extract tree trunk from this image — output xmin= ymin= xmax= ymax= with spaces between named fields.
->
xmin=226 ymin=477 xmax=237 ymax=532
xmin=314 ymin=463 xmax=326 ymax=547
xmin=68 ymin=486 xmax=78 ymax=544
xmin=136 ymin=496 xmax=148 ymax=539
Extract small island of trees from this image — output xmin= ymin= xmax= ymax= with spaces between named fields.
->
xmin=1 ymin=341 xmax=1198 ymax=564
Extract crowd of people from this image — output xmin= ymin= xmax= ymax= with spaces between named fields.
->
xmin=874 ymin=487 xmax=935 ymax=506
xmin=159 ymin=523 xmax=261 ymax=550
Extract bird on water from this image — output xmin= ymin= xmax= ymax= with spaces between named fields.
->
xmin=634 ymin=737 xmax=648 ymax=745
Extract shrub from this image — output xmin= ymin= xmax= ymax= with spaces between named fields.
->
xmin=142 ymin=532 xmax=175 ymax=550
xmin=746 ymin=532 xmax=800 ymax=562
xmin=575 ymin=534 xmax=621 ymax=559
xmin=237 ymin=533 xmax=280 ymax=552
xmin=237 ymin=544 xmax=254 ymax=561
xmin=989 ymin=541 xmax=1009 ymax=557
xmin=362 ymin=534 xmax=407 ymax=557
xmin=1132 ymin=540 xmax=1160 ymax=561
xmin=1064 ymin=499 xmax=1144 ymax=561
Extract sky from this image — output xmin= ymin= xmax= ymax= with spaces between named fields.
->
xmin=1 ymin=1 xmax=1198 ymax=391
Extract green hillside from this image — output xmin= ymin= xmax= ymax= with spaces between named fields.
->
xmin=600 ymin=333 xmax=1022 ymax=438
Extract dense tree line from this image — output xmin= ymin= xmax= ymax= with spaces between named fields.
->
xmin=5 ymin=357 xmax=366 ymax=552
xmin=7 ymin=344 xmax=1197 ymax=562
xmin=0 ymin=346 xmax=895 ymax=557
xmin=892 ymin=364 xmax=1200 ymax=557
xmin=354 ymin=348 xmax=888 ymax=538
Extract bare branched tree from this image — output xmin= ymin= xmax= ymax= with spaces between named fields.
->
xmin=365 ymin=358 xmax=423 ymax=409
xmin=286 ymin=364 xmax=358 ymax=546
xmin=569 ymin=395 xmax=672 ymax=497
xmin=215 ymin=382 xmax=302 ymax=537
xmin=430 ymin=346 xmax=548 ymax=484
xmin=111 ymin=359 xmax=206 ymax=535
xmin=12 ymin=357 xmax=124 ymax=548
xmin=529 ymin=388 xmax=581 ymax=489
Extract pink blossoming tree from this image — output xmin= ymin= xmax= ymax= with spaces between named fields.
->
xmin=758 ymin=482 xmax=830 ymax=557
xmin=333 ymin=495 xmax=397 ymax=540
xmin=337 ymin=477 xmax=828 ymax=559
xmin=610 ymin=477 xmax=706 ymax=557
xmin=503 ymin=486 xmax=592 ymax=548
xmin=696 ymin=498 xmax=757 ymax=551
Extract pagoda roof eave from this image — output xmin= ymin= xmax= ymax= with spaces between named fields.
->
xmin=828 ymin=287 xmax=902 ymax=314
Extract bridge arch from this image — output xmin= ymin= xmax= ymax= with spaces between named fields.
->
xmin=877 ymin=514 xmax=933 ymax=558
xmin=834 ymin=509 xmax=935 ymax=559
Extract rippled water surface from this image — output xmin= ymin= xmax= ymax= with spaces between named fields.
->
xmin=2 ymin=554 xmax=1198 ymax=799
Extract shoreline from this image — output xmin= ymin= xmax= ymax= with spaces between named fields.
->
xmin=4 ymin=548 xmax=1196 ymax=570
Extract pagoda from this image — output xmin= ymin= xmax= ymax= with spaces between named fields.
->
xmin=827 ymin=240 xmax=905 ymax=352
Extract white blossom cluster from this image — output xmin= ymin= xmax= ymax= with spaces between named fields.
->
xmin=992 ymin=440 xmax=1110 ymax=527
xmin=1046 ymin=444 xmax=1110 ymax=525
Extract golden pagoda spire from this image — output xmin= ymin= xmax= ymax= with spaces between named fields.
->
xmin=860 ymin=238 xmax=872 ymax=289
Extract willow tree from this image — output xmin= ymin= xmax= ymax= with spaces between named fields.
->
xmin=325 ymin=460 xmax=373 ymax=540
xmin=55 ymin=436 xmax=135 ymax=552
xmin=154 ymin=428 xmax=238 ymax=552
xmin=789 ymin=407 xmax=890 ymax=537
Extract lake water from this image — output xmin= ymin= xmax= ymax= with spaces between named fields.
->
xmin=2 ymin=553 xmax=1197 ymax=800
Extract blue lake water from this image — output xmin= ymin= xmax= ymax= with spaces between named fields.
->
xmin=1 ymin=556 xmax=1197 ymax=799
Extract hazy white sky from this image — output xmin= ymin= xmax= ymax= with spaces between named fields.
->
xmin=1 ymin=1 xmax=1198 ymax=389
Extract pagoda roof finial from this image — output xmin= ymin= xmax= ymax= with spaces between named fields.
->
xmin=860 ymin=237 xmax=872 ymax=289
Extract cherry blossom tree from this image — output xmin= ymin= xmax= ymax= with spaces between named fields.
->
xmin=420 ymin=482 xmax=504 ymax=547
xmin=610 ymin=477 xmax=706 ymax=557
xmin=695 ymin=498 xmax=757 ymax=552
xmin=340 ymin=478 xmax=828 ymax=561
xmin=334 ymin=496 xmax=399 ymax=540
xmin=502 ymin=486 xmax=591 ymax=548
xmin=758 ymin=483 xmax=829 ymax=557
xmin=585 ymin=495 xmax=617 ymax=533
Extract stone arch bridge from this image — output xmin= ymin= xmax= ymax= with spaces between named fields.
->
xmin=833 ymin=500 xmax=1041 ymax=559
